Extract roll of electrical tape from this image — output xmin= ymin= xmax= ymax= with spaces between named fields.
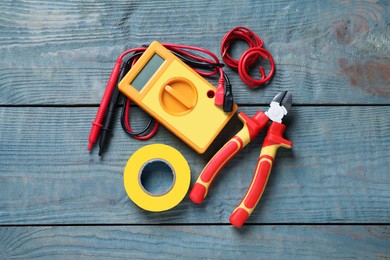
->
xmin=124 ymin=144 xmax=191 ymax=212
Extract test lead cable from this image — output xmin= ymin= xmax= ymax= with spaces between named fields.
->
xmin=98 ymin=56 xmax=133 ymax=156
xmin=90 ymin=28 xmax=274 ymax=152
xmin=87 ymin=56 xmax=123 ymax=151
xmin=92 ymin=43 xmax=233 ymax=154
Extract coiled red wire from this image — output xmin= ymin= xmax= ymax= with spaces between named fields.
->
xmin=220 ymin=26 xmax=275 ymax=87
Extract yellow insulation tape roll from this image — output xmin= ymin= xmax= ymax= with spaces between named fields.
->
xmin=124 ymin=144 xmax=191 ymax=212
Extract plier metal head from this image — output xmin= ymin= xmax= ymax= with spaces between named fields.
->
xmin=265 ymin=91 xmax=292 ymax=123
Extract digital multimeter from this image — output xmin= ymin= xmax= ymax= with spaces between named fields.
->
xmin=118 ymin=41 xmax=237 ymax=154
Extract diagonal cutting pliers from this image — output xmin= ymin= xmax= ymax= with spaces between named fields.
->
xmin=189 ymin=91 xmax=293 ymax=227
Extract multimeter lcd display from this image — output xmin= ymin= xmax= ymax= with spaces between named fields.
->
xmin=131 ymin=54 xmax=165 ymax=91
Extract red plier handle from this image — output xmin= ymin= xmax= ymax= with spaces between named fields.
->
xmin=189 ymin=110 xmax=269 ymax=204
xmin=190 ymin=91 xmax=292 ymax=227
xmin=229 ymin=122 xmax=292 ymax=227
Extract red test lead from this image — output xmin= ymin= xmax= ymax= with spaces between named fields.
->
xmin=88 ymin=57 xmax=123 ymax=151
xmin=89 ymin=43 xmax=232 ymax=153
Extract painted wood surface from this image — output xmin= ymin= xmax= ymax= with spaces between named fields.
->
xmin=0 ymin=226 xmax=389 ymax=259
xmin=0 ymin=0 xmax=389 ymax=258
xmin=0 ymin=106 xmax=389 ymax=224
xmin=0 ymin=0 xmax=389 ymax=105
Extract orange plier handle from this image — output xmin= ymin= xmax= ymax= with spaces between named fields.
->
xmin=229 ymin=122 xmax=292 ymax=227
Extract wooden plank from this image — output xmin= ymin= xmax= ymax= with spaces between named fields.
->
xmin=0 ymin=106 xmax=389 ymax=224
xmin=0 ymin=226 xmax=389 ymax=259
xmin=0 ymin=1 xmax=389 ymax=105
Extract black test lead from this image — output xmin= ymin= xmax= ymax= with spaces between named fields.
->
xmin=96 ymin=42 xmax=238 ymax=155
xmin=98 ymin=60 xmax=131 ymax=156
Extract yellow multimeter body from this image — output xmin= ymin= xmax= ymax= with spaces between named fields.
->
xmin=118 ymin=41 xmax=237 ymax=154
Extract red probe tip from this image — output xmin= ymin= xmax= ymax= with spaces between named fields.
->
xmin=88 ymin=122 xmax=103 ymax=152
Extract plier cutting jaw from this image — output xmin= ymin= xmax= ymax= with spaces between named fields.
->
xmin=189 ymin=91 xmax=292 ymax=227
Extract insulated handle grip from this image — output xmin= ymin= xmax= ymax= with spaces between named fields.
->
xmin=229 ymin=153 xmax=275 ymax=227
xmin=189 ymin=127 xmax=251 ymax=204
xmin=229 ymin=122 xmax=292 ymax=227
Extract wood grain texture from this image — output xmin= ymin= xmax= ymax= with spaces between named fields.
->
xmin=1 ymin=0 xmax=389 ymax=257
xmin=0 ymin=106 xmax=389 ymax=224
xmin=0 ymin=226 xmax=389 ymax=259
xmin=0 ymin=0 xmax=389 ymax=105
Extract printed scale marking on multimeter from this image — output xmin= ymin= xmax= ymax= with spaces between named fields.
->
xmin=118 ymin=41 xmax=237 ymax=153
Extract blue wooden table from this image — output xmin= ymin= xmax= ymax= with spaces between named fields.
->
xmin=1 ymin=0 xmax=389 ymax=258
